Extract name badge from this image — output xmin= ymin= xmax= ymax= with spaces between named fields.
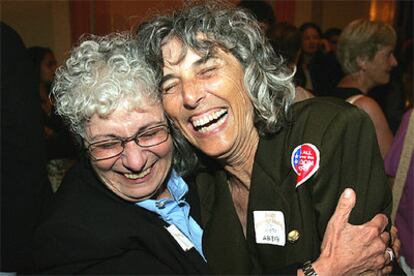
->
xmin=165 ymin=224 xmax=194 ymax=251
xmin=253 ymin=211 xmax=286 ymax=246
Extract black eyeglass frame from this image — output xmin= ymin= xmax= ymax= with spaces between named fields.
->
xmin=86 ymin=124 xmax=170 ymax=161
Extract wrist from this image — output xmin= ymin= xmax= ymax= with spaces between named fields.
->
xmin=297 ymin=254 xmax=342 ymax=276
xmin=311 ymin=256 xmax=343 ymax=276
xmin=302 ymin=260 xmax=318 ymax=276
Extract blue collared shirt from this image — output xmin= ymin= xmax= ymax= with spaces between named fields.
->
xmin=136 ymin=170 xmax=205 ymax=260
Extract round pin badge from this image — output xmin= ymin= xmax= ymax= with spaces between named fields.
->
xmin=291 ymin=143 xmax=320 ymax=188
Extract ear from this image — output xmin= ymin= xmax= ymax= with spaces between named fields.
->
xmin=356 ymin=56 xmax=368 ymax=70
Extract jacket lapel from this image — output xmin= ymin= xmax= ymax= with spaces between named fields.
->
xmin=196 ymin=169 xmax=251 ymax=274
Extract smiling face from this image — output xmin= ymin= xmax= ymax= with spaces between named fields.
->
xmin=302 ymin=27 xmax=321 ymax=55
xmin=85 ymin=101 xmax=173 ymax=202
xmin=363 ymin=45 xmax=397 ymax=86
xmin=161 ymin=38 xmax=258 ymax=160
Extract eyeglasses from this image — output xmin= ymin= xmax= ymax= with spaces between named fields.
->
xmin=87 ymin=124 xmax=170 ymax=160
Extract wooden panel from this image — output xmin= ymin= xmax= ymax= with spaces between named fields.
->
xmin=69 ymin=1 xmax=91 ymax=43
xmin=274 ymin=1 xmax=296 ymax=23
xmin=95 ymin=1 xmax=183 ymax=35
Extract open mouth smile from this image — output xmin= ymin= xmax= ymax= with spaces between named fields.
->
xmin=191 ymin=109 xmax=227 ymax=133
xmin=124 ymin=167 xmax=151 ymax=180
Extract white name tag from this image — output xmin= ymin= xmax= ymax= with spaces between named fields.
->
xmin=165 ymin=224 xmax=194 ymax=251
xmin=253 ymin=211 xmax=286 ymax=246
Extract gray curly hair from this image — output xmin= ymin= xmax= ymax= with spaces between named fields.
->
xmin=52 ymin=32 xmax=160 ymax=139
xmin=337 ymin=19 xmax=396 ymax=74
xmin=52 ymin=32 xmax=196 ymax=175
xmin=136 ymin=2 xmax=295 ymax=136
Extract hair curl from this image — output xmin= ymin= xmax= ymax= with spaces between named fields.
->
xmin=52 ymin=32 xmax=196 ymax=175
xmin=52 ymin=32 xmax=160 ymax=138
xmin=136 ymin=2 xmax=295 ymax=137
xmin=337 ymin=19 xmax=396 ymax=74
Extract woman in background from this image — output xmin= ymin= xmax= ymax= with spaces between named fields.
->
xmin=28 ymin=47 xmax=77 ymax=190
xmin=335 ymin=19 xmax=397 ymax=158
xmin=295 ymin=22 xmax=342 ymax=96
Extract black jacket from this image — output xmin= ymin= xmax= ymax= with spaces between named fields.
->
xmin=33 ymin=157 xmax=209 ymax=274
xmin=193 ymin=97 xmax=392 ymax=274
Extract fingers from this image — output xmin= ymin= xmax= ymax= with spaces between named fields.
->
xmin=390 ymin=226 xmax=401 ymax=261
xmin=385 ymin=248 xmax=394 ymax=263
xmin=380 ymin=231 xmax=390 ymax=247
xmin=392 ymin=239 xmax=401 ymax=261
xmin=369 ymin=213 xmax=389 ymax=233
xmin=331 ymin=188 xmax=356 ymax=225
xmin=381 ymin=265 xmax=393 ymax=275
xmin=378 ymin=249 xmax=394 ymax=275
xmin=320 ymin=189 xmax=356 ymax=251
xmin=390 ymin=226 xmax=398 ymax=244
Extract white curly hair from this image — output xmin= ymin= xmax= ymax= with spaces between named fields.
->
xmin=52 ymin=32 xmax=160 ymax=139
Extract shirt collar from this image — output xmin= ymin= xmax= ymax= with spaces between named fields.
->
xmin=135 ymin=169 xmax=188 ymax=210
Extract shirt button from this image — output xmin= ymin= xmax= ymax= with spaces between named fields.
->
xmin=287 ymin=229 xmax=300 ymax=243
xmin=156 ymin=201 xmax=166 ymax=209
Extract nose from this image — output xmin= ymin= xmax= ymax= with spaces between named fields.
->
xmin=390 ymin=53 xmax=398 ymax=67
xmin=181 ymin=79 xmax=205 ymax=109
xmin=121 ymin=141 xmax=147 ymax=171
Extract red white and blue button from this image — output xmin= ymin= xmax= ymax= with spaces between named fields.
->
xmin=291 ymin=143 xmax=320 ymax=188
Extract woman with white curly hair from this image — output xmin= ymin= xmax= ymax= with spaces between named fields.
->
xmin=33 ymin=32 xmax=209 ymax=274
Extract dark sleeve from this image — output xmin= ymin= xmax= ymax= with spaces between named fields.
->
xmin=311 ymin=105 xmax=392 ymax=237
xmin=0 ymin=22 xmax=52 ymax=273
xmin=34 ymin=222 xmax=177 ymax=275
xmin=33 ymin=162 xmax=205 ymax=275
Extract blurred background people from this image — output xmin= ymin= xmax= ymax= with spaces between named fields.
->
xmin=28 ymin=46 xmax=77 ymax=191
xmin=322 ymin=27 xmax=342 ymax=54
xmin=271 ymin=22 xmax=302 ymax=67
xmin=271 ymin=22 xmax=314 ymax=102
xmin=335 ymin=19 xmax=397 ymax=158
xmin=237 ymin=0 xmax=276 ymax=37
xmin=295 ymin=22 xmax=342 ymax=96
xmin=1 ymin=21 xmax=52 ymax=273
xmin=27 ymin=47 xmax=57 ymax=116
xmin=368 ymin=38 xmax=413 ymax=134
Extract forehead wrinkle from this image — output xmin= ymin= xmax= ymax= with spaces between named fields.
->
xmin=162 ymin=47 xmax=205 ymax=82
xmin=86 ymin=102 xmax=165 ymax=140
xmin=162 ymin=37 xmax=217 ymax=69
xmin=162 ymin=38 xmax=188 ymax=67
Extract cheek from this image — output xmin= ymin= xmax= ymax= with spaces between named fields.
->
xmin=162 ymin=96 xmax=181 ymax=124
xmin=92 ymin=159 xmax=113 ymax=172
xmin=90 ymin=160 xmax=114 ymax=184
xmin=153 ymin=139 xmax=174 ymax=162
xmin=215 ymin=70 xmax=245 ymax=96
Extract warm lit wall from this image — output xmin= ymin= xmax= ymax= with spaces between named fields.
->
xmin=293 ymin=0 xmax=370 ymax=31
xmin=1 ymin=0 xmax=71 ymax=65
xmin=1 ymin=0 xmax=374 ymax=64
xmin=95 ymin=1 xmax=184 ymax=34
xmin=294 ymin=1 xmax=313 ymax=27
xmin=71 ymin=0 xmax=240 ymax=39
xmin=320 ymin=0 xmax=371 ymax=30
